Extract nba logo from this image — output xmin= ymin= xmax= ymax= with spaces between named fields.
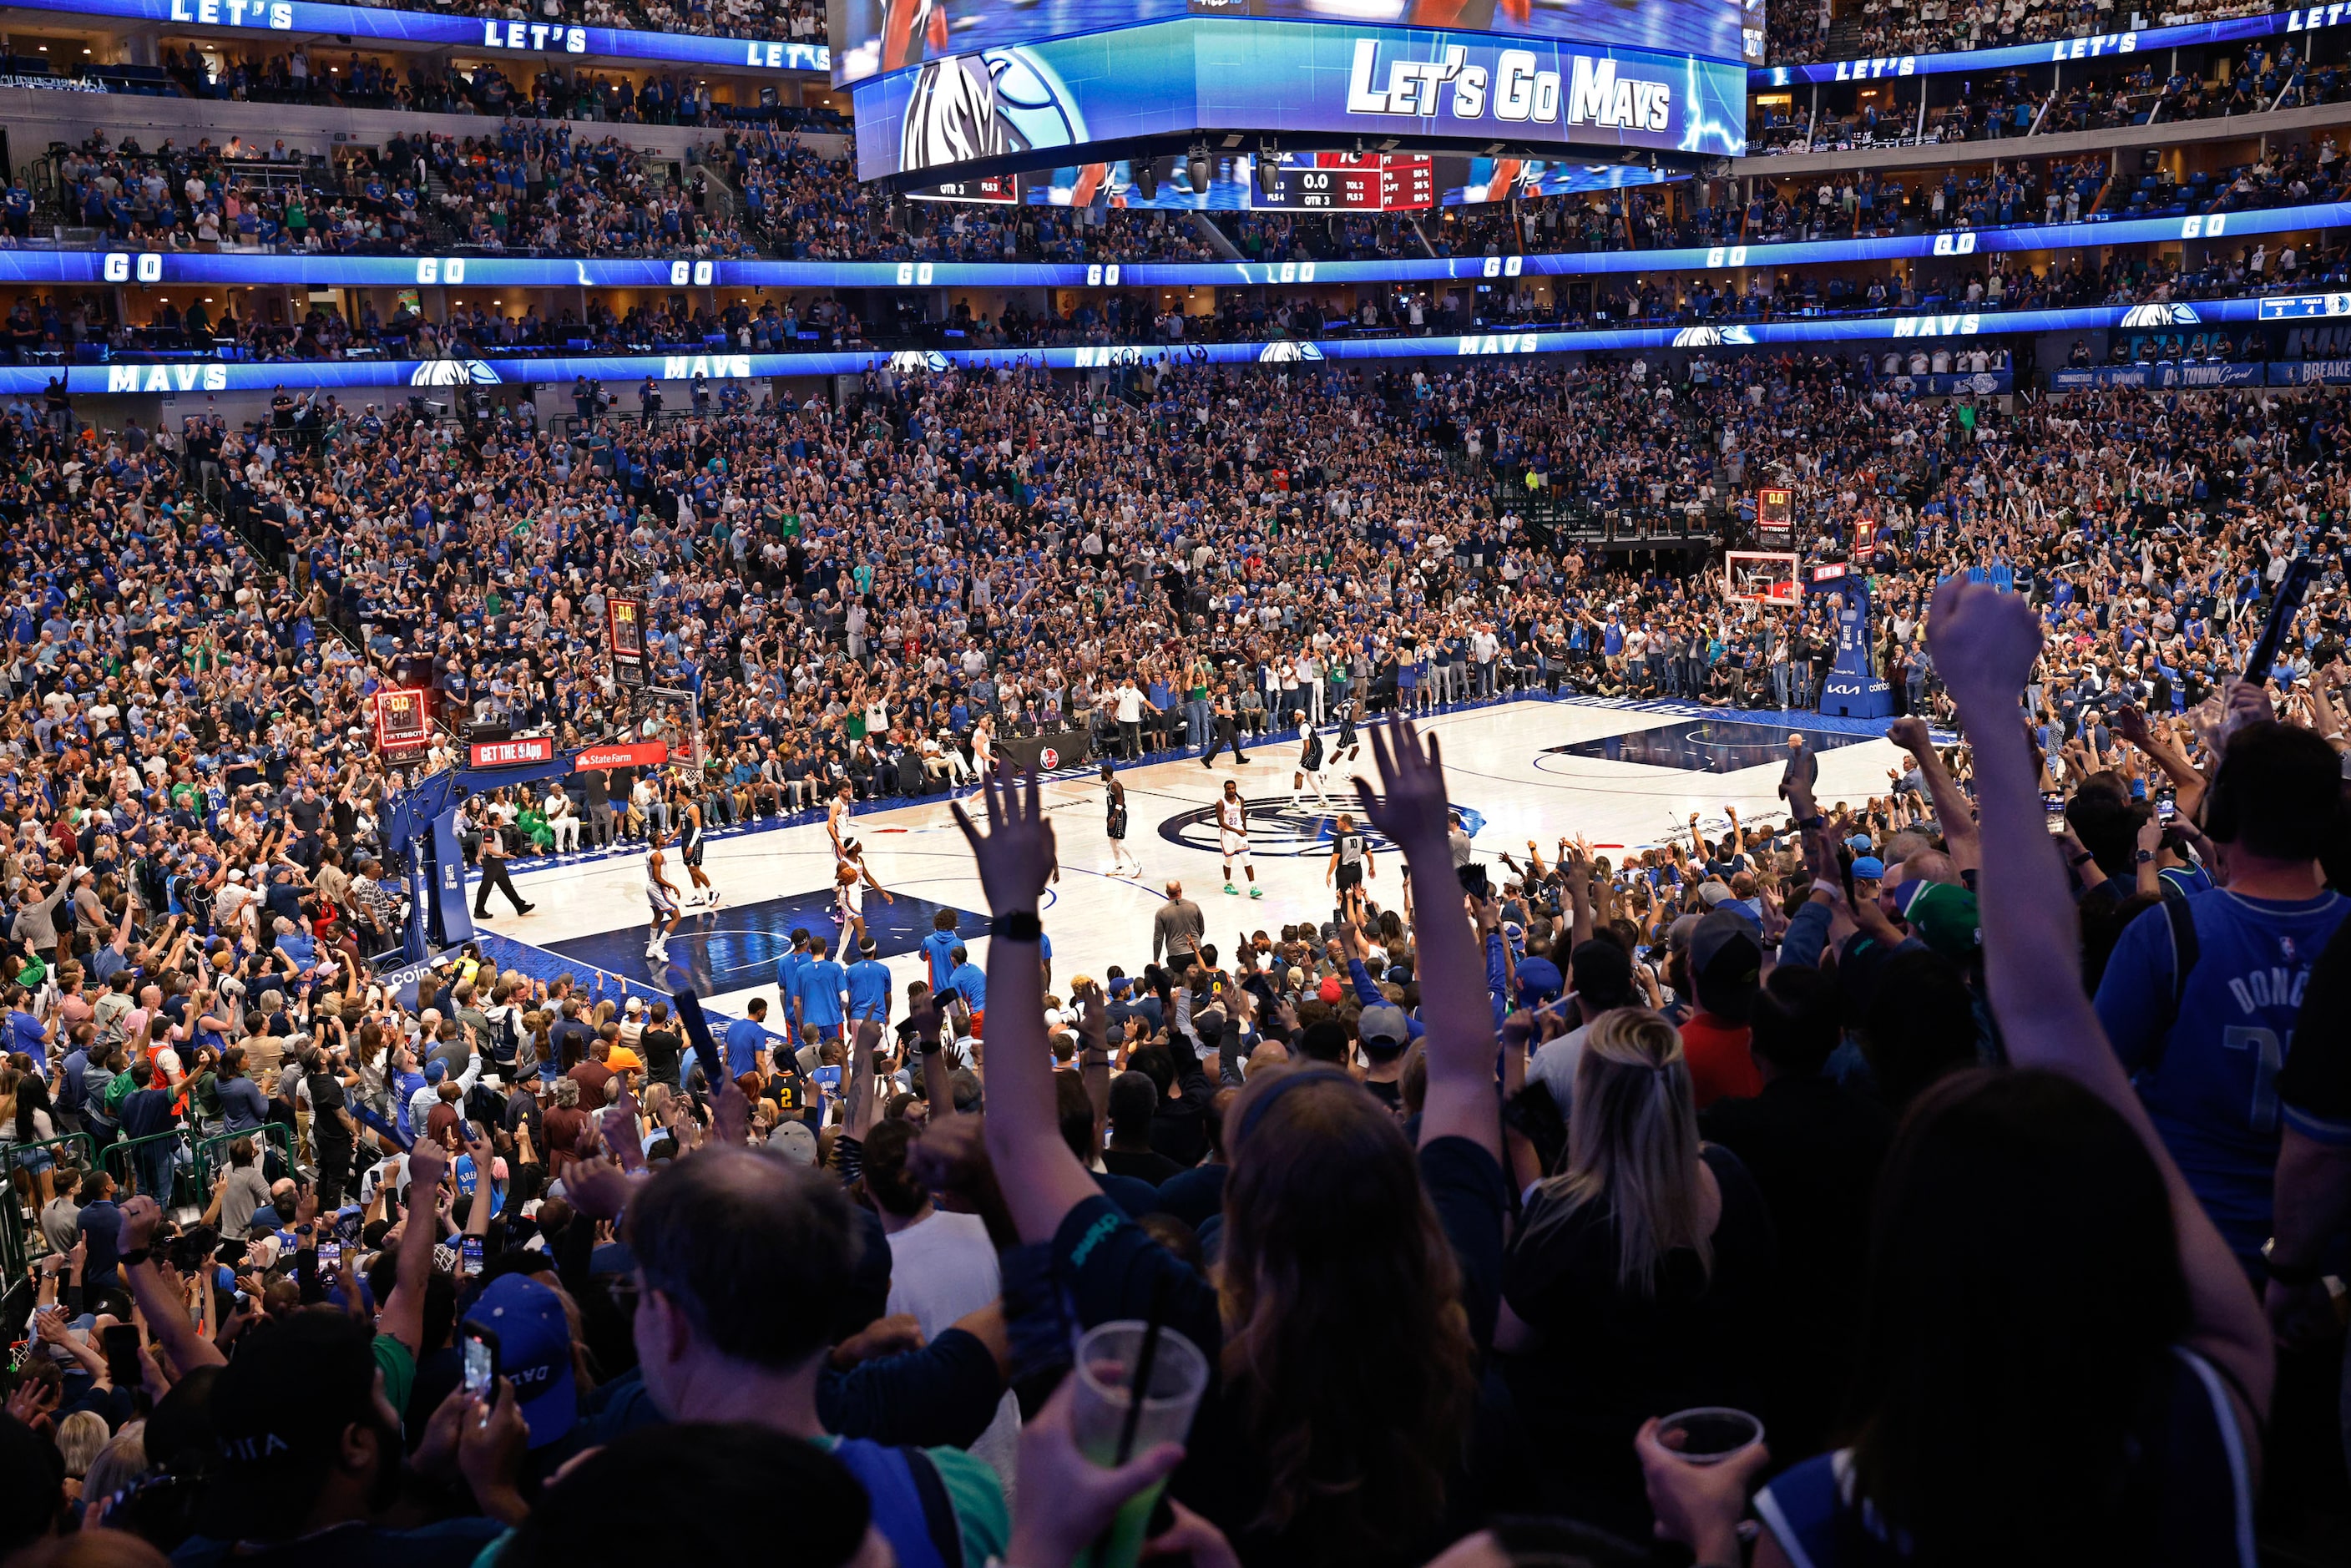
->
xmin=1039 ymin=747 xmax=1060 ymax=769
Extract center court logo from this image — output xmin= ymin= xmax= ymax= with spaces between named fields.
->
xmin=1158 ymin=796 xmax=1486 ymax=857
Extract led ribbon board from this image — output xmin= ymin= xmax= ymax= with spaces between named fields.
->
xmin=0 ymin=0 xmax=827 ymax=73
xmin=13 ymin=291 xmax=2312 ymax=395
xmin=25 ymin=200 xmax=2348 ymax=290
xmin=1757 ymin=3 xmax=2350 ymax=84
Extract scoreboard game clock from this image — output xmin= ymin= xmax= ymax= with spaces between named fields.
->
xmin=608 ymin=596 xmax=648 ymax=689
xmin=1757 ymin=486 xmax=1794 ymax=546
xmin=373 ymin=687 xmax=432 ymax=758
xmin=1259 ymin=152 xmax=1435 ymax=212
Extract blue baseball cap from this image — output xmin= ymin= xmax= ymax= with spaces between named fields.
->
xmin=1851 ymin=856 xmax=1886 ymax=880
xmin=1515 ymin=955 xmax=1564 ymax=1005
xmin=463 ymin=1272 xmax=577 ymax=1449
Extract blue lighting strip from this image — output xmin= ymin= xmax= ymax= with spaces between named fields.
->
xmin=0 ymin=0 xmax=827 ymax=73
xmin=24 ymin=290 xmax=2336 ymax=396
xmin=1755 ymin=3 xmax=2350 ymax=86
xmin=8 ymin=200 xmax=2346 ymax=291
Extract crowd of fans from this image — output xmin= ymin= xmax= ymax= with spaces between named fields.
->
xmin=355 ymin=0 xmax=826 ymax=43
xmin=424 ymin=123 xmax=755 ymax=259
xmin=1780 ymin=0 xmax=2286 ymax=66
xmin=160 ymin=44 xmax=758 ymax=128
xmin=0 ymin=342 xmax=2348 ymax=1565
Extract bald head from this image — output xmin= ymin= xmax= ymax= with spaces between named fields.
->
xmin=1888 ymin=847 xmax=1958 ymax=887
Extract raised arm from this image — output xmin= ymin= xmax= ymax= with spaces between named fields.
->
xmin=1925 ymin=578 xmax=2272 ymax=1426
xmin=116 ymin=1195 xmax=227 ymax=1373
xmin=1353 ymin=719 xmax=1501 ymax=1163
xmin=1886 ymin=714 xmax=1979 ymax=873
xmin=380 ymin=1140 xmax=447 ymax=1357
xmin=2115 ymin=703 xmax=2211 ymax=817
xmin=963 ymin=768 xmax=1101 ymax=1244
xmin=846 ymin=1018 xmax=886 ymax=1141
xmin=1562 ymin=837 xmax=1595 ymax=948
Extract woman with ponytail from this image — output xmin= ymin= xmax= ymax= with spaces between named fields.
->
xmin=1496 ymin=1005 xmax=1779 ymax=1540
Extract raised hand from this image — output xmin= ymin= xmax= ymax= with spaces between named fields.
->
xmin=1354 ymin=716 xmax=1453 ymax=852
xmin=710 ymin=1075 xmax=751 ymax=1147
xmin=1926 ymin=577 xmax=2042 ymax=715
xmin=563 ymin=1153 xmax=633 ymax=1222
xmin=406 ymin=1136 xmax=450 ymax=1201
xmin=599 ymin=1092 xmax=647 ymax=1174
xmin=1885 ymin=714 xmax=1930 ymax=754
xmin=948 ymin=763 xmax=1058 ymax=913
xmin=116 ymin=1194 xmax=164 ymax=1255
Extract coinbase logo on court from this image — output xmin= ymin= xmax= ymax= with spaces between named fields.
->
xmin=1159 ymin=796 xmax=1485 ymax=857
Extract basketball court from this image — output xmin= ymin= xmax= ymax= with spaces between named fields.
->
xmin=465 ymin=695 xmax=1912 ymax=1029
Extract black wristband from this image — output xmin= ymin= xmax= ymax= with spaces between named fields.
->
xmin=119 ymin=1248 xmax=152 ymax=1269
xmin=990 ymin=909 xmax=1043 ymax=943
xmin=2266 ymin=1251 xmax=2325 ymax=1288
xmin=1793 ymin=814 xmax=1824 ymax=830
xmin=917 ymin=1038 xmax=943 ymax=1055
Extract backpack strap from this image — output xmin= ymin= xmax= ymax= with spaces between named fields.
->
xmin=2150 ymin=880 xmax=2202 ymax=1072
xmin=830 ymin=1439 xmax=960 ymax=1568
xmin=901 ymin=1444 xmax=968 ymax=1568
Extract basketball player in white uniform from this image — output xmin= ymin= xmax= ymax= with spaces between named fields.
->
xmin=1216 ymin=778 xmax=1260 ymax=898
xmin=826 ymin=784 xmax=855 ymax=858
xmin=644 ymin=827 xmax=682 ymax=963
xmin=1325 ymin=812 xmax=1375 ymax=925
xmin=967 ymin=718 xmax=995 ymax=794
xmin=832 ymin=835 xmax=894 ymax=948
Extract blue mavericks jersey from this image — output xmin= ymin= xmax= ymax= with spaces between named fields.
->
xmin=2094 ymin=888 xmax=2348 ymax=1260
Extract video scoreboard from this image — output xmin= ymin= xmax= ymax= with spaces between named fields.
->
xmin=853 ymin=16 xmax=1747 ymax=189
xmin=1260 ymin=153 xmax=1434 ymax=212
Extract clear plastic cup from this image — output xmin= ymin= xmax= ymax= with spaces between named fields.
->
xmin=1070 ymin=1319 xmax=1211 ymax=1568
xmin=1654 ymin=1406 xmax=1765 ymax=1466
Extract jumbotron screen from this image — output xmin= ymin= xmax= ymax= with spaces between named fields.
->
xmin=858 ymin=17 xmax=1747 ymax=185
xmin=829 ymin=0 xmax=1763 ymax=86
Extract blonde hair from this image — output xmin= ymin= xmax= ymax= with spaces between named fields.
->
xmin=55 ymin=1410 xmax=110 ymax=1478
xmin=1528 ymin=1007 xmax=1711 ymax=1295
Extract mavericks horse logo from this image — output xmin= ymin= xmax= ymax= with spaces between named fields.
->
xmin=409 ymin=358 xmax=500 ymax=387
xmin=897 ymin=47 xmax=1084 ymax=175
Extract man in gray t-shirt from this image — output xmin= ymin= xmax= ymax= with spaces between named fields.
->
xmin=1152 ymin=882 xmax=1206 ymax=969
